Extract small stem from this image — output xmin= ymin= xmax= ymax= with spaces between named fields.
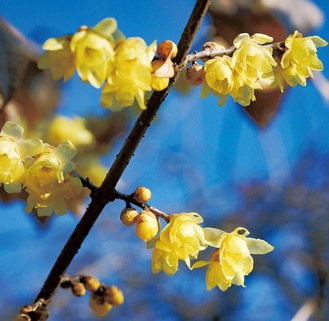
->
xmin=114 ymin=190 xmax=171 ymax=223
xmin=34 ymin=0 xmax=211 ymax=310
xmin=72 ymin=171 xmax=98 ymax=194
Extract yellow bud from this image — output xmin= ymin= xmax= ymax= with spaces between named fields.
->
xmin=120 ymin=207 xmax=139 ymax=226
xmin=104 ymin=285 xmax=124 ymax=306
xmin=71 ymin=282 xmax=86 ymax=297
xmin=89 ymin=293 xmax=113 ymax=318
xmin=14 ymin=314 xmax=31 ymax=321
xmin=134 ymin=186 xmax=152 ymax=204
xmin=82 ymin=276 xmax=101 ymax=292
xmin=136 ymin=211 xmax=160 ymax=242
xmin=186 ymin=63 xmax=205 ymax=86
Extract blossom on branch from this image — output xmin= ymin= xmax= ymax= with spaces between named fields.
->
xmin=192 ymin=227 xmax=274 ymax=291
xmin=38 ymin=18 xmax=177 ymax=110
xmin=38 ymin=35 xmax=75 ymax=81
xmin=201 ymin=55 xmax=233 ymax=106
xmin=70 ymin=18 xmax=119 ymax=88
xmin=101 ymin=37 xmax=156 ymax=110
xmin=273 ymin=31 xmax=328 ymax=91
xmin=150 ymin=212 xmax=207 ymax=276
xmin=0 ymin=122 xmax=43 ymax=193
xmin=23 ymin=141 xmax=82 ymax=216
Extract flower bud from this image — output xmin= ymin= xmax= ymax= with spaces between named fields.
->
xmin=186 ymin=63 xmax=205 ymax=86
xmin=136 ymin=211 xmax=160 ymax=242
xmin=71 ymin=282 xmax=86 ymax=297
xmin=133 ymin=186 xmax=151 ymax=204
xmin=82 ymin=276 xmax=101 ymax=292
xmin=14 ymin=314 xmax=31 ymax=321
xmin=120 ymin=207 xmax=139 ymax=226
xmin=89 ymin=292 xmax=113 ymax=318
xmin=157 ymin=40 xmax=177 ymax=59
xmin=104 ymin=285 xmax=124 ymax=306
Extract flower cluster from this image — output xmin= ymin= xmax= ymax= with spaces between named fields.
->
xmin=0 ymin=121 xmax=82 ymax=217
xmin=145 ymin=210 xmax=273 ymax=291
xmin=38 ymin=18 xmax=176 ymax=110
xmin=118 ymin=186 xmax=273 ymax=291
xmin=193 ymin=31 xmax=327 ymax=106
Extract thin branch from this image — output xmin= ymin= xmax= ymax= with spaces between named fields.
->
xmin=184 ymin=41 xmax=285 ymax=65
xmin=34 ymin=0 xmax=211 ymax=309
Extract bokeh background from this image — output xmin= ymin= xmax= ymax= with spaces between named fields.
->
xmin=1 ymin=0 xmax=329 ymax=320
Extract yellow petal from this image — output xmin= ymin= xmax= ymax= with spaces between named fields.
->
xmin=203 ymin=227 xmax=226 ymax=247
xmin=245 ymin=238 xmax=274 ymax=254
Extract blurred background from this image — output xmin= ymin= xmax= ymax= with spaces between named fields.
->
xmin=0 ymin=0 xmax=329 ymax=320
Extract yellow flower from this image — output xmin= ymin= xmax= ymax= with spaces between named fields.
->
xmin=70 ymin=18 xmax=119 ymax=88
xmin=232 ymin=33 xmax=277 ymax=84
xmin=46 ymin=115 xmax=94 ymax=149
xmin=273 ymin=31 xmax=327 ymax=91
xmin=38 ymin=35 xmax=75 ymax=81
xmin=150 ymin=212 xmax=207 ymax=276
xmin=23 ymin=140 xmax=80 ymax=216
xmin=228 ymin=34 xmax=277 ymax=106
xmin=201 ymin=56 xmax=233 ymax=106
xmin=101 ymin=37 xmax=156 ymax=110
xmin=229 ymin=72 xmax=263 ymax=106
xmin=0 ymin=122 xmax=43 ymax=193
xmin=192 ymin=227 xmax=274 ymax=291
xmin=25 ymin=174 xmax=83 ymax=217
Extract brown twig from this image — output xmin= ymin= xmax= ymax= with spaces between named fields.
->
xmin=34 ymin=0 xmax=211 ymax=313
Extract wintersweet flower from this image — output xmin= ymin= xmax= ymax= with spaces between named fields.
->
xmin=229 ymin=33 xmax=277 ymax=106
xmin=25 ymin=174 xmax=83 ymax=217
xmin=38 ymin=35 xmax=75 ymax=81
xmin=23 ymin=140 xmax=80 ymax=216
xmin=201 ymin=56 xmax=234 ymax=106
xmin=0 ymin=122 xmax=43 ymax=193
xmin=70 ymin=18 xmax=119 ymax=88
xmin=150 ymin=212 xmax=207 ymax=276
xmin=192 ymin=227 xmax=274 ymax=291
xmin=232 ymin=33 xmax=277 ymax=84
xmin=229 ymin=72 xmax=262 ymax=106
xmin=46 ymin=115 xmax=94 ymax=149
xmin=273 ymin=31 xmax=327 ymax=91
xmin=101 ymin=37 xmax=156 ymax=110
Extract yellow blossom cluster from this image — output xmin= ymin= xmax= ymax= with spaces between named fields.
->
xmin=38 ymin=18 xmax=176 ymax=110
xmin=0 ymin=121 xmax=82 ymax=217
xmin=147 ymin=211 xmax=273 ymax=291
xmin=198 ymin=31 xmax=327 ymax=106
